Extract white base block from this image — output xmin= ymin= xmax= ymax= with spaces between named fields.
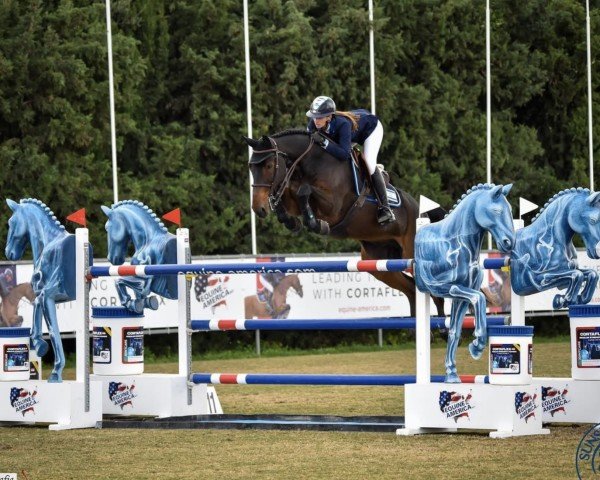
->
xmin=0 ymin=380 xmax=102 ymax=430
xmin=397 ymin=383 xmax=550 ymax=438
xmin=91 ymin=374 xmax=222 ymax=417
xmin=532 ymin=377 xmax=600 ymax=424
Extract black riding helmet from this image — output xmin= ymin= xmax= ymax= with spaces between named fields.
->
xmin=306 ymin=96 xmax=336 ymax=119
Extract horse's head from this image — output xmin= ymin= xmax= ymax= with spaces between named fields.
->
xmin=5 ymin=199 xmax=29 ymax=261
xmin=474 ymin=184 xmax=515 ymax=253
xmin=290 ymin=274 xmax=303 ymax=298
xmin=571 ymin=191 xmax=600 ymax=259
xmin=101 ymin=205 xmax=130 ymax=265
xmin=244 ymin=132 xmax=313 ymax=218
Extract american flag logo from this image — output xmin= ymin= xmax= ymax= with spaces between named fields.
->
xmin=108 ymin=382 xmax=136 ymax=410
xmin=541 ymin=386 xmax=569 ymax=417
xmin=194 ymin=274 xmax=232 ymax=311
xmin=515 ymin=391 xmax=538 ymax=422
xmin=439 ymin=390 xmax=473 ymax=422
xmin=9 ymin=387 xmax=37 ymax=416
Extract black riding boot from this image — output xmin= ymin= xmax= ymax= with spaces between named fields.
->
xmin=370 ymin=168 xmax=396 ymax=225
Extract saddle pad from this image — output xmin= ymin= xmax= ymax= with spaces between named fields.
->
xmin=350 ymin=161 xmax=401 ymax=208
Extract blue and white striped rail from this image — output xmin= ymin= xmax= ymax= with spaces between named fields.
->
xmin=89 ymin=258 xmax=413 ymax=278
xmin=191 ymin=373 xmax=489 ymax=386
xmin=482 ymin=257 xmax=511 ymax=270
xmin=190 ymin=316 xmax=509 ymax=332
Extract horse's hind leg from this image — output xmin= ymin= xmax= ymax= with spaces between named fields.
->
xmin=41 ymin=295 xmax=65 ymax=383
xmin=445 ymin=299 xmax=470 ymax=383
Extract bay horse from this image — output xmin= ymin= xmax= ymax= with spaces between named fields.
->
xmin=0 ymin=282 xmax=36 ymax=327
xmin=244 ymin=130 xmax=445 ymax=317
xmin=5 ymin=198 xmax=78 ymax=382
xmin=414 ymin=184 xmax=515 ymax=383
xmin=101 ymin=200 xmax=178 ymax=313
xmin=244 ymin=273 xmax=303 ymax=319
xmin=510 ymin=188 xmax=600 ymax=309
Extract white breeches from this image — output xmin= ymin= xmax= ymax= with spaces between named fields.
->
xmin=363 ymin=121 xmax=383 ymax=175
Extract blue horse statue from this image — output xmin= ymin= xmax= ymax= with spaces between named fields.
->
xmin=511 ymin=188 xmax=600 ymax=308
xmin=414 ymin=184 xmax=515 ymax=383
xmin=5 ymin=198 xmax=78 ymax=382
xmin=101 ymin=200 xmax=178 ymax=313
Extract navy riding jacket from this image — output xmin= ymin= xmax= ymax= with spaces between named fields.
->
xmin=307 ymin=109 xmax=379 ymax=161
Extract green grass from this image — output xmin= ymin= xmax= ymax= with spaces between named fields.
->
xmin=0 ymin=339 xmax=589 ymax=480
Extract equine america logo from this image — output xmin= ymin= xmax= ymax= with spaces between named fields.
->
xmin=541 ymin=386 xmax=569 ymax=417
xmin=515 ymin=391 xmax=538 ymax=422
xmin=195 ymin=274 xmax=233 ymax=311
xmin=9 ymin=386 xmax=37 ymax=416
xmin=108 ymin=382 xmax=136 ymax=409
xmin=439 ymin=390 xmax=473 ymax=422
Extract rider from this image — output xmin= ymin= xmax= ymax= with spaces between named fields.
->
xmin=306 ymin=95 xmax=395 ymax=225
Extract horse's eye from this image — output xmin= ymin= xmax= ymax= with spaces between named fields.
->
xmin=493 ymin=207 xmax=502 ymax=216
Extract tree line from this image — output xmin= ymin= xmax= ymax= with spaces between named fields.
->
xmin=0 ymin=0 xmax=598 ymax=258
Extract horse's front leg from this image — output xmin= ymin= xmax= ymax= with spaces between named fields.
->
xmin=136 ymin=276 xmax=159 ymax=311
xmin=297 ymin=184 xmax=329 ymax=235
xmin=541 ymin=270 xmax=585 ymax=309
xmin=444 ymin=299 xmax=470 ymax=383
xmin=115 ymin=279 xmax=135 ymax=310
xmin=576 ymin=269 xmax=599 ymax=305
xmin=31 ymin=297 xmax=49 ymax=356
xmin=120 ymin=277 xmax=158 ymax=313
xmin=274 ymin=203 xmax=302 ymax=234
xmin=448 ymin=285 xmax=488 ymax=361
xmin=41 ymin=294 xmax=65 ymax=383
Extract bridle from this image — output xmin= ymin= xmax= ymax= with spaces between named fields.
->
xmin=250 ymin=136 xmax=315 ymax=210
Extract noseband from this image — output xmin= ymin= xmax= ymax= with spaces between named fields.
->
xmin=250 ymin=136 xmax=315 ymax=210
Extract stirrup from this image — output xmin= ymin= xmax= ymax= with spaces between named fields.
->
xmin=377 ymin=207 xmax=395 ymax=225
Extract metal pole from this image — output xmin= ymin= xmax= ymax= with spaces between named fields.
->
xmin=244 ymin=0 xmax=257 ymax=255
xmin=586 ymin=0 xmax=594 ymax=191
xmin=486 ymin=0 xmax=492 ymax=250
xmin=369 ymin=0 xmax=376 ymax=115
xmin=105 ymin=0 xmax=118 ymax=204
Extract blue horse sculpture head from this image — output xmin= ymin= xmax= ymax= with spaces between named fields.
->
xmin=511 ymin=188 xmax=600 ymax=309
xmin=414 ymin=183 xmax=514 ymax=382
xmin=101 ymin=200 xmax=178 ymax=313
xmin=5 ymin=198 xmax=76 ymax=383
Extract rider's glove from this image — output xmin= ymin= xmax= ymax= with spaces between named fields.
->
xmin=312 ymin=131 xmax=329 ymax=148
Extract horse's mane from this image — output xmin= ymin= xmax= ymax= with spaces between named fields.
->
xmin=255 ymin=129 xmax=309 ymax=149
xmin=531 ymin=187 xmax=590 ymax=223
xmin=446 ymin=183 xmax=498 ymax=216
xmin=20 ymin=198 xmax=66 ymax=231
xmin=111 ymin=200 xmax=168 ymax=233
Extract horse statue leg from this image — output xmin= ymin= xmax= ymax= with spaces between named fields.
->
xmin=116 ymin=278 xmax=159 ymax=313
xmin=297 ymin=184 xmax=329 ymax=235
xmin=576 ymin=269 xmax=599 ymax=305
xmin=40 ymin=293 xmax=65 ymax=382
xmin=31 ymin=297 xmax=49 ymax=357
xmin=448 ymin=284 xmax=488 ymax=361
xmin=444 ymin=298 xmax=470 ymax=383
xmin=542 ymin=270 xmax=585 ymax=309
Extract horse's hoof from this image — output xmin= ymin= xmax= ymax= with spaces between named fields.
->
xmin=468 ymin=341 xmax=484 ymax=360
xmin=132 ymin=299 xmax=146 ymax=314
xmin=47 ymin=372 xmax=62 ymax=383
xmin=317 ymin=220 xmax=330 ymax=236
xmin=145 ymin=296 xmax=159 ymax=310
xmin=285 ymin=217 xmax=303 ymax=234
xmin=552 ymin=295 xmax=566 ymax=310
xmin=33 ymin=338 xmax=49 ymax=357
xmin=445 ymin=373 xmax=461 ymax=383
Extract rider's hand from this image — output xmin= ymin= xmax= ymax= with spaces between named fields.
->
xmin=311 ymin=131 xmax=328 ymax=148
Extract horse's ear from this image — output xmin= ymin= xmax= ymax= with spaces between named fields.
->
xmin=586 ymin=191 xmax=600 ymax=207
xmin=6 ymin=199 xmax=18 ymax=212
xmin=490 ymin=185 xmax=503 ymax=199
xmin=243 ymin=136 xmax=261 ymax=149
xmin=101 ymin=205 xmax=112 ymax=218
xmin=501 ymin=184 xmax=513 ymax=196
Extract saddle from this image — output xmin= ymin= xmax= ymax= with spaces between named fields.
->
xmin=350 ymin=147 xmax=401 ymax=208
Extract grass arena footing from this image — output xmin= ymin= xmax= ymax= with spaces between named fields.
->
xmin=100 ymin=414 xmax=406 ymax=432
